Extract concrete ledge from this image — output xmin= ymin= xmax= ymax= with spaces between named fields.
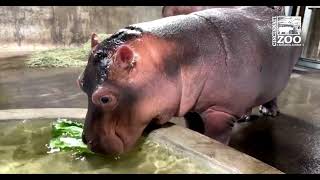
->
xmin=0 ymin=108 xmax=283 ymax=174
xmin=148 ymin=124 xmax=283 ymax=174
xmin=0 ymin=108 xmax=87 ymax=121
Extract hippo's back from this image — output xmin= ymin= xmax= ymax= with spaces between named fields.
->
xmin=129 ymin=7 xmax=301 ymax=116
xmin=192 ymin=7 xmax=301 ymax=115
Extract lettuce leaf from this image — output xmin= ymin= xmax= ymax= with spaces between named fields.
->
xmin=47 ymin=118 xmax=93 ymax=155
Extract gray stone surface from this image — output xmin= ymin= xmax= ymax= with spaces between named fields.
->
xmin=149 ymin=123 xmax=282 ymax=174
xmin=0 ymin=55 xmax=87 ymax=109
xmin=0 ymin=108 xmax=86 ymax=120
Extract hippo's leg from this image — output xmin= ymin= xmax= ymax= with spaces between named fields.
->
xmin=200 ymin=109 xmax=236 ymax=144
xmin=184 ymin=112 xmax=205 ymax=134
xmin=259 ymin=98 xmax=280 ymax=117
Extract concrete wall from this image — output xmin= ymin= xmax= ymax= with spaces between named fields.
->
xmin=302 ymin=8 xmax=320 ymax=61
xmin=0 ymin=6 xmax=162 ymax=50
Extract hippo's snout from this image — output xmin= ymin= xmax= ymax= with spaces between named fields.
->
xmin=81 ymin=132 xmax=87 ymax=144
xmin=81 ymin=132 xmax=106 ymax=154
xmin=82 ymin=118 xmax=125 ymax=155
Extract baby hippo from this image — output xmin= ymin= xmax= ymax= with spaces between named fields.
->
xmin=78 ymin=6 xmax=301 ymax=155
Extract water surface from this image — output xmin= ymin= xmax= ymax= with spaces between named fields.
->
xmin=0 ymin=118 xmax=224 ymax=174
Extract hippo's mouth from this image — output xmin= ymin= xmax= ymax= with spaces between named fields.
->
xmin=114 ymin=129 xmax=125 ymax=150
xmin=87 ymin=128 xmax=124 ymax=155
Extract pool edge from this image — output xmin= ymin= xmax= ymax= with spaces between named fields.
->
xmin=0 ymin=108 xmax=283 ymax=174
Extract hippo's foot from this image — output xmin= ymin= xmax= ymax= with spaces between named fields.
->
xmin=237 ymin=109 xmax=257 ymax=123
xmin=237 ymin=114 xmax=260 ymax=123
xmin=201 ymin=108 xmax=236 ymax=144
xmin=259 ymin=98 xmax=280 ymax=117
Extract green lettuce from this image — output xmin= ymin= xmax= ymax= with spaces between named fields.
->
xmin=48 ymin=118 xmax=93 ymax=155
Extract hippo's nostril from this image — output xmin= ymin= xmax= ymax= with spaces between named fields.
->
xmin=100 ymin=96 xmax=110 ymax=104
xmin=82 ymin=133 xmax=87 ymax=144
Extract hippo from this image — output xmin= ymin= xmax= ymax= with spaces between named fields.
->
xmin=162 ymin=6 xmax=287 ymax=121
xmin=78 ymin=6 xmax=302 ymax=155
xmin=162 ymin=6 xmax=239 ymax=17
xmin=162 ymin=6 xmax=285 ymax=17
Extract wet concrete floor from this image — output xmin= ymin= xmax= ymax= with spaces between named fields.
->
xmin=229 ymin=67 xmax=320 ymax=174
xmin=0 ymin=54 xmax=320 ymax=174
xmin=0 ymin=54 xmax=86 ymax=109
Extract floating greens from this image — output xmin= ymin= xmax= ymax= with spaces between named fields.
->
xmin=48 ymin=118 xmax=92 ymax=155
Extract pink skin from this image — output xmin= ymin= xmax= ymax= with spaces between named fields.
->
xmin=162 ymin=6 xmax=284 ymax=17
xmin=162 ymin=6 xmax=240 ymax=17
xmin=80 ymin=6 xmax=302 ymax=155
xmin=81 ymin=35 xmax=181 ymax=154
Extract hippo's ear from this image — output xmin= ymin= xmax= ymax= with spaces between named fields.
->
xmin=91 ymin=33 xmax=99 ymax=49
xmin=114 ymin=45 xmax=135 ymax=69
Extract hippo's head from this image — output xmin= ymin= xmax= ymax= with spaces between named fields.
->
xmin=78 ymin=29 xmax=180 ymax=155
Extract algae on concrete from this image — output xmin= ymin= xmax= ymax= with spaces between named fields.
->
xmin=26 ymin=34 xmax=109 ymax=68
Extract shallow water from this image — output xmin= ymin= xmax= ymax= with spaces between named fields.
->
xmin=0 ymin=119 xmax=224 ymax=174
